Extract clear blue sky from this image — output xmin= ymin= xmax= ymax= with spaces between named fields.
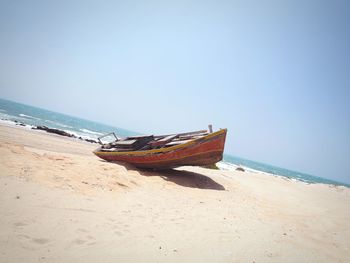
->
xmin=1 ymin=0 xmax=349 ymax=183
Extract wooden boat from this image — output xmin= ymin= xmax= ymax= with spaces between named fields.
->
xmin=93 ymin=126 xmax=227 ymax=169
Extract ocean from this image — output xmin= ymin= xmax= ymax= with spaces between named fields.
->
xmin=1 ymin=98 xmax=348 ymax=188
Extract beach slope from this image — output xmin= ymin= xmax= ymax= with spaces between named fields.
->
xmin=0 ymin=124 xmax=349 ymax=262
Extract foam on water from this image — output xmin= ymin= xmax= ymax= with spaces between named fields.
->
xmin=217 ymin=161 xmax=239 ymax=171
xmin=217 ymin=161 xmax=273 ymax=176
xmin=19 ymin=113 xmax=41 ymax=120
xmin=44 ymin=119 xmax=73 ymax=129
xmin=63 ymin=130 xmax=95 ymax=140
xmin=79 ymin=128 xmax=104 ymax=136
xmin=0 ymin=112 xmax=12 ymax=119
xmin=0 ymin=118 xmax=35 ymax=130
xmin=223 ymin=154 xmax=350 ymax=187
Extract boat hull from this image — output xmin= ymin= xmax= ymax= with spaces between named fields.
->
xmin=94 ymin=129 xmax=227 ymax=169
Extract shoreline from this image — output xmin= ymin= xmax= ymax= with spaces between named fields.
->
xmin=1 ymin=118 xmax=348 ymax=189
xmin=218 ymin=160 xmax=350 ymax=189
xmin=0 ymin=123 xmax=350 ymax=262
xmin=0 ymin=118 xmax=99 ymax=144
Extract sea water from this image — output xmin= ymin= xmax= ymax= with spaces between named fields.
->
xmin=219 ymin=155 xmax=350 ymax=187
xmin=0 ymin=98 xmax=137 ymax=140
xmin=1 ymin=98 xmax=349 ymax=188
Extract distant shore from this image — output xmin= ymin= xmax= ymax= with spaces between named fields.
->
xmin=0 ymin=123 xmax=350 ymax=262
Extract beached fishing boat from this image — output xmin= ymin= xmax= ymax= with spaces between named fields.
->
xmin=93 ymin=126 xmax=227 ymax=169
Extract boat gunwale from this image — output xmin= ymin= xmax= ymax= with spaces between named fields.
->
xmin=122 ymin=149 xmax=224 ymax=165
xmin=94 ymin=129 xmax=227 ymax=156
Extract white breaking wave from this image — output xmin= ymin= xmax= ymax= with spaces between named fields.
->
xmin=45 ymin=120 xmax=73 ymax=129
xmin=0 ymin=119 xmax=18 ymax=126
xmin=217 ymin=161 xmax=273 ymax=176
xmin=217 ymin=161 xmax=239 ymax=171
xmin=63 ymin=130 xmax=98 ymax=141
xmin=79 ymin=128 xmax=104 ymax=136
xmin=19 ymin=113 xmax=41 ymax=121
xmin=0 ymin=112 xmax=12 ymax=119
xmin=0 ymin=119 xmax=35 ymax=130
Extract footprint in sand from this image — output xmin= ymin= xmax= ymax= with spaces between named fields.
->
xmin=32 ymin=238 xmax=50 ymax=245
xmin=13 ymin=222 xmax=27 ymax=227
xmin=19 ymin=235 xmax=50 ymax=245
xmin=17 ymin=235 xmax=35 ymax=250
xmin=73 ymin=239 xmax=86 ymax=245
xmin=18 ymin=234 xmax=31 ymax=240
xmin=77 ymin=228 xmax=88 ymax=233
xmin=130 ymin=180 xmax=138 ymax=185
xmin=117 ymin=182 xmax=128 ymax=188
xmin=114 ymin=231 xmax=123 ymax=236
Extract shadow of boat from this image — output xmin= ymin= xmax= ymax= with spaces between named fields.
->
xmin=102 ymin=160 xmax=225 ymax=191
xmin=148 ymin=169 xmax=225 ymax=191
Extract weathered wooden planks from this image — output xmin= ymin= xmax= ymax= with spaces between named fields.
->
xmin=153 ymin=129 xmax=208 ymax=139
xmin=112 ymin=135 xmax=154 ymax=150
xmin=149 ymin=135 xmax=178 ymax=148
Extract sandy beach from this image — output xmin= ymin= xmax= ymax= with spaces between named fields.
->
xmin=0 ymin=124 xmax=349 ymax=263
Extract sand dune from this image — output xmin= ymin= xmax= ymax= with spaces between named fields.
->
xmin=0 ymin=124 xmax=349 ymax=262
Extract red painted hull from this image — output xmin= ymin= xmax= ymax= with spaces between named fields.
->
xmin=94 ymin=129 xmax=227 ymax=169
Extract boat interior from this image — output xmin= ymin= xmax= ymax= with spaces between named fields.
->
xmin=98 ymin=130 xmax=210 ymax=152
